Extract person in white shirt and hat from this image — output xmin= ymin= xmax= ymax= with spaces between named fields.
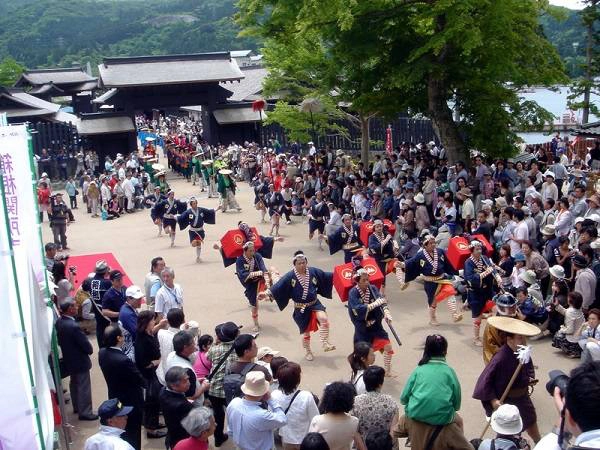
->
xmin=541 ymin=171 xmax=558 ymax=202
xmin=84 ymin=398 xmax=135 ymax=450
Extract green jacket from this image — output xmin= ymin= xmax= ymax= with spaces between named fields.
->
xmin=217 ymin=174 xmax=235 ymax=197
xmin=400 ymin=357 xmax=461 ymax=425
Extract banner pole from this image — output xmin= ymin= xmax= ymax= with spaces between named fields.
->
xmin=0 ymin=171 xmax=46 ymax=450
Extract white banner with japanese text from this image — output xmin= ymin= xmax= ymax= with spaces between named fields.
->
xmin=0 ymin=125 xmax=53 ymax=450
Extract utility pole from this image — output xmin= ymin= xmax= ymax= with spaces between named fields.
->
xmin=582 ymin=0 xmax=597 ymax=124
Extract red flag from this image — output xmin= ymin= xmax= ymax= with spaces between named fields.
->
xmin=385 ymin=125 xmax=393 ymax=155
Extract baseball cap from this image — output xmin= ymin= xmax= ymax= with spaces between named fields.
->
xmin=98 ymin=398 xmax=133 ymax=421
xmin=215 ymin=321 xmax=241 ymax=342
xmin=125 ymin=285 xmax=144 ymax=299
xmin=109 ymin=270 xmax=123 ymax=281
xmin=257 ymin=346 xmax=280 ymax=360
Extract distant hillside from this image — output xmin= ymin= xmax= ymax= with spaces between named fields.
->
xmin=540 ymin=5 xmax=587 ymax=77
xmin=0 ymin=0 xmax=259 ymax=70
xmin=0 ymin=0 xmax=588 ymax=77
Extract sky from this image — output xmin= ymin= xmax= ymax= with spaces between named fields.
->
xmin=549 ymin=0 xmax=585 ymax=9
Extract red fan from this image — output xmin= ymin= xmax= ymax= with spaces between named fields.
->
xmin=252 ymin=99 xmax=266 ymax=112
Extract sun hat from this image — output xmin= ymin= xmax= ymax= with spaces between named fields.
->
xmin=486 ymin=316 xmax=540 ymax=336
xmin=219 ymin=169 xmax=233 ymax=175
xmin=519 ymin=269 xmax=537 ymax=285
xmin=549 ymin=265 xmax=566 ymax=279
xmin=215 ymin=321 xmax=241 ymax=343
xmin=481 ymin=199 xmax=493 ymax=208
xmin=201 ymin=160 xmax=213 ymax=166
xmin=414 ymin=193 xmax=425 ymax=204
xmin=458 ymin=187 xmax=472 ymax=198
xmin=489 ymin=404 xmax=523 ymax=435
xmin=95 ymin=260 xmax=109 ymax=274
xmin=586 ymin=193 xmax=600 ymax=206
xmin=495 ymin=197 xmax=508 ymax=208
xmin=256 ymin=346 xmax=280 ymax=360
xmin=541 ymin=224 xmax=556 ymax=236
xmin=155 ymin=170 xmax=166 ymax=177
xmin=241 ymin=371 xmax=270 ymax=397
xmin=543 ymin=170 xmax=555 ymax=179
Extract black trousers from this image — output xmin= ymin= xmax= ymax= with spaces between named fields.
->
xmin=122 ymin=405 xmax=143 ymax=450
xmin=143 ymin=373 xmax=161 ymax=429
xmin=207 ymin=394 xmax=227 ymax=441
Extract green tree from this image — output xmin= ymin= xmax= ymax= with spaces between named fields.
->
xmin=238 ymin=0 xmax=566 ymax=163
xmin=0 ymin=57 xmax=24 ymax=86
xmin=568 ymin=0 xmax=600 ymax=123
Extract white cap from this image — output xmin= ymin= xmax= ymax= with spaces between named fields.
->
xmin=125 ymin=285 xmax=144 ymax=299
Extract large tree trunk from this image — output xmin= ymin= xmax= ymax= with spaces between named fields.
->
xmin=427 ymin=73 xmax=467 ymax=165
xmin=360 ymin=114 xmax=370 ymax=167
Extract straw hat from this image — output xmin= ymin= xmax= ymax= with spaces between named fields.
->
xmin=489 ymin=404 xmax=523 ymax=435
xmin=586 ymin=193 xmax=600 ymax=207
xmin=519 ymin=269 xmax=537 ymax=285
xmin=414 ymin=193 xmax=425 ymax=204
xmin=155 ymin=170 xmax=166 ymax=177
xmin=458 ymin=187 xmax=472 ymax=198
xmin=219 ymin=169 xmax=233 ymax=175
xmin=549 ymin=265 xmax=565 ymax=279
xmin=241 ymin=371 xmax=270 ymax=397
xmin=486 ymin=316 xmax=540 ymax=336
xmin=201 ymin=160 xmax=213 ymax=166
xmin=495 ymin=197 xmax=508 ymax=208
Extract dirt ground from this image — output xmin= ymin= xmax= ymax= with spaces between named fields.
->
xmin=43 ymin=172 xmax=578 ymax=449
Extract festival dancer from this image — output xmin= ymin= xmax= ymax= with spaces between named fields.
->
xmin=367 ymin=219 xmax=404 ymax=295
xmin=324 ymin=213 xmax=363 ymax=263
xmin=308 ymin=191 xmax=329 ymax=250
xmin=401 ymin=232 xmax=463 ymax=325
xmin=463 ymin=240 xmax=502 ymax=347
xmin=151 ymin=190 xmax=186 ymax=247
xmin=266 ymin=183 xmax=285 ymax=237
xmin=259 ymin=251 xmax=336 ymax=361
xmin=253 ymin=175 xmax=270 ymax=223
xmin=177 ymin=197 xmax=216 ymax=263
xmin=145 ymin=186 xmax=166 ymax=236
xmin=347 ymin=268 xmax=395 ymax=376
xmin=213 ymin=221 xmax=283 ymax=268
xmin=235 ymin=241 xmax=275 ymax=332
xmin=217 ymin=169 xmax=242 ymax=212
xmin=473 ymin=317 xmax=542 ymax=443
xmin=201 ymin=160 xmax=217 ymax=198
xmin=482 ymin=293 xmax=518 ymax=364
xmin=154 ymin=170 xmax=170 ymax=195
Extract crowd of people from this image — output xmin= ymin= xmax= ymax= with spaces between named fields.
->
xmin=44 ymin=125 xmax=600 ymax=450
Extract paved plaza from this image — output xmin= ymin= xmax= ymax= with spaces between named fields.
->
xmin=43 ymin=172 xmax=577 ymax=449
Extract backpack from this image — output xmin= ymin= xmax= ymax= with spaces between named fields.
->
xmin=223 ymin=363 xmax=257 ymax=405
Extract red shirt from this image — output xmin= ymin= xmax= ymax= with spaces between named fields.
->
xmin=173 ymin=437 xmax=209 ymax=450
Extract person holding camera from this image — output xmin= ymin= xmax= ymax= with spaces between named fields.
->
xmin=52 ymin=260 xmax=75 ymax=303
xmin=534 ymin=361 xmax=600 ymax=449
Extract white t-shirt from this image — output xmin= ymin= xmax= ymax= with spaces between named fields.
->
xmin=156 ymin=327 xmax=178 ymax=385
xmin=510 ymin=221 xmax=529 ymax=256
xmin=155 ymin=283 xmax=184 ymax=316
xmin=271 ymin=389 xmax=320 ymax=445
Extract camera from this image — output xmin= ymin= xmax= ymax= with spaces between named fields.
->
xmin=69 ymin=266 xmax=77 ymax=274
xmin=545 ymin=369 xmax=569 ymax=397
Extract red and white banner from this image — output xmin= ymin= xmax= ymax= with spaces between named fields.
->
xmin=385 ymin=125 xmax=393 ymax=155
